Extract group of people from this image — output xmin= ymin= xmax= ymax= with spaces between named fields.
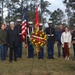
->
xmin=0 ymin=19 xmax=22 ymax=62
xmin=45 ymin=21 xmax=75 ymax=60
xmin=0 ymin=19 xmax=75 ymax=62
xmin=56 ymin=24 xmax=75 ymax=60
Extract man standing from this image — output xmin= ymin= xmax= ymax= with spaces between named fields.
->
xmin=38 ymin=23 xmax=44 ymax=59
xmin=7 ymin=22 xmax=19 ymax=62
xmin=16 ymin=19 xmax=22 ymax=58
xmin=72 ymin=24 xmax=75 ymax=60
xmin=45 ymin=21 xmax=55 ymax=59
xmin=56 ymin=25 xmax=64 ymax=58
xmin=27 ymin=21 xmax=34 ymax=58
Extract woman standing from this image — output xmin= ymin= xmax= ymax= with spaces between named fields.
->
xmin=7 ymin=22 xmax=19 ymax=62
xmin=72 ymin=25 xmax=75 ymax=60
xmin=0 ymin=24 xmax=7 ymax=60
xmin=61 ymin=26 xmax=72 ymax=60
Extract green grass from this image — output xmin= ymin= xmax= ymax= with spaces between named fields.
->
xmin=0 ymin=44 xmax=75 ymax=75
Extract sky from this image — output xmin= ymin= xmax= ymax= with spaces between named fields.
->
xmin=45 ymin=0 xmax=66 ymax=19
xmin=46 ymin=0 xmax=66 ymax=12
xmin=44 ymin=0 xmax=67 ymax=27
xmin=3 ymin=0 xmax=66 ymax=16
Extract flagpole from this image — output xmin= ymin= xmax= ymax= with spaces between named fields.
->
xmin=35 ymin=0 xmax=39 ymax=31
xmin=35 ymin=0 xmax=39 ymax=58
xmin=25 ymin=1 xmax=28 ymax=57
xmin=41 ymin=0 xmax=43 ymax=23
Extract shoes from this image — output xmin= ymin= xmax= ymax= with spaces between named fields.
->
xmin=9 ymin=59 xmax=17 ymax=62
xmin=28 ymin=57 xmax=34 ymax=58
xmin=67 ymin=57 xmax=69 ymax=60
xmin=72 ymin=58 xmax=75 ymax=61
xmin=9 ymin=60 xmax=12 ymax=62
xmin=17 ymin=56 xmax=22 ymax=58
xmin=47 ymin=57 xmax=54 ymax=59
xmin=47 ymin=57 xmax=51 ymax=59
xmin=58 ymin=55 xmax=61 ymax=58
xmin=14 ymin=60 xmax=17 ymax=62
xmin=65 ymin=56 xmax=69 ymax=60
xmin=52 ymin=57 xmax=54 ymax=59
xmin=65 ymin=56 xmax=67 ymax=60
xmin=38 ymin=57 xmax=43 ymax=59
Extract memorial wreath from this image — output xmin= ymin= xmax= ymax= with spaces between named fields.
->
xmin=30 ymin=30 xmax=47 ymax=52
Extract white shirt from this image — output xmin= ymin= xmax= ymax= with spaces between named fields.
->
xmin=27 ymin=28 xmax=34 ymax=38
xmin=61 ymin=31 xmax=72 ymax=48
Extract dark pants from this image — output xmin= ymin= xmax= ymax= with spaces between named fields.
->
xmin=17 ymin=41 xmax=22 ymax=58
xmin=38 ymin=47 xmax=44 ymax=59
xmin=57 ymin=42 xmax=61 ymax=57
xmin=57 ymin=42 xmax=65 ymax=58
xmin=0 ymin=45 xmax=6 ymax=60
xmin=9 ymin=46 xmax=18 ymax=61
xmin=73 ymin=44 xmax=75 ymax=59
xmin=28 ymin=42 xmax=34 ymax=58
xmin=64 ymin=43 xmax=69 ymax=57
xmin=47 ymin=42 xmax=54 ymax=58
xmin=62 ymin=47 xmax=65 ymax=58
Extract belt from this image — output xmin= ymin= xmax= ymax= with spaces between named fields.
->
xmin=73 ymin=37 xmax=75 ymax=39
xmin=47 ymin=34 xmax=54 ymax=36
xmin=27 ymin=35 xmax=30 ymax=38
xmin=64 ymin=42 xmax=68 ymax=44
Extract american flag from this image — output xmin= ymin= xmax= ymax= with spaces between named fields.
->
xmin=21 ymin=8 xmax=27 ymax=41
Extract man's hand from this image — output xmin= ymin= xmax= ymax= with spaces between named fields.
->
xmin=55 ymin=41 xmax=58 ymax=43
xmin=72 ymin=41 xmax=75 ymax=44
xmin=19 ymin=33 xmax=22 ymax=35
xmin=25 ymin=44 xmax=28 ymax=48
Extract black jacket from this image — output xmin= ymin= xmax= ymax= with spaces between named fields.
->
xmin=15 ymin=25 xmax=22 ymax=42
xmin=72 ymin=30 xmax=75 ymax=41
xmin=45 ymin=27 xmax=56 ymax=42
xmin=7 ymin=28 xmax=19 ymax=48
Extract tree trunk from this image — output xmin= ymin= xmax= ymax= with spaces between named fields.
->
xmin=2 ymin=0 xmax=4 ymax=23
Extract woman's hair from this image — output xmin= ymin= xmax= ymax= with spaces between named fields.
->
xmin=0 ymin=24 xmax=5 ymax=29
xmin=64 ymin=26 xmax=69 ymax=30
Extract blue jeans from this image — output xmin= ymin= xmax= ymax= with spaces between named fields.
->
xmin=17 ymin=41 xmax=22 ymax=58
xmin=4 ymin=45 xmax=8 ymax=57
xmin=0 ymin=45 xmax=6 ymax=60
xmin=73 ymin=44 xmax=75 ymax=59
xmin=57 ymin=42 xmax=65 ymax=58
xmin=47 ymin=42 xmax=54 ymax=58
xmin=38 ymin=47 xmax=44 ymax=58
xmin=57 ymin=42 xmax=62 ymax=57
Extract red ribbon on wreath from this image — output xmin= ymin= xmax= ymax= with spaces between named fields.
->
xmin=30 ymin=30 xmax=47 ymax=52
